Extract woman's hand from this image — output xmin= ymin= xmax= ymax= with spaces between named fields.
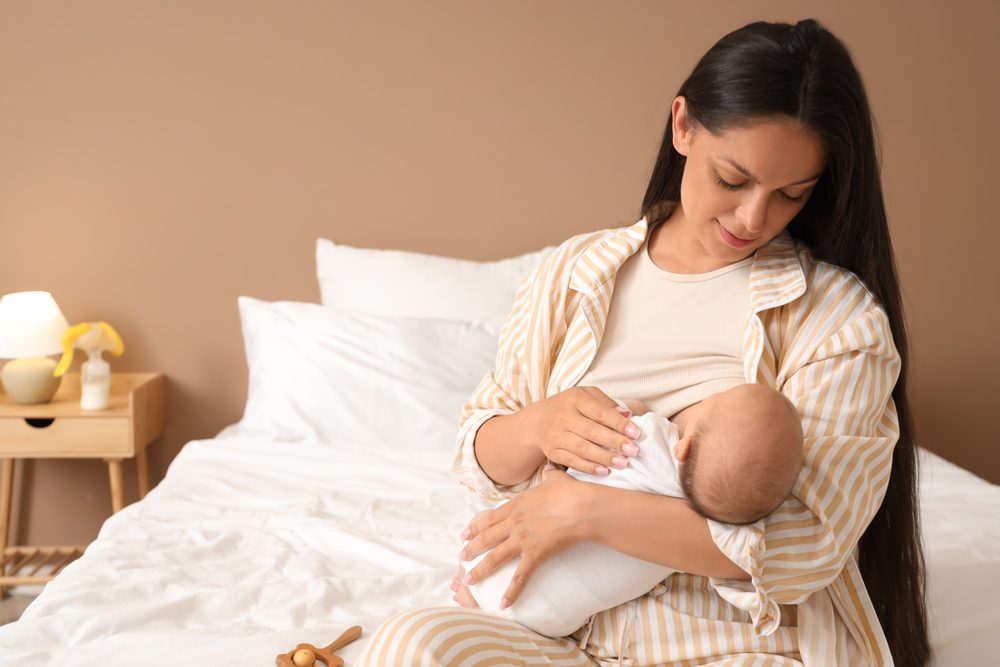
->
xmin=458 ymin=465 xmax=590 ymax=609
xmin=521 ymin=386 xmax=641 ymax=476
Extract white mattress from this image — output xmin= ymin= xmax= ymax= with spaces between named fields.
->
xmin=0 ymin=432 xmax=996 ymax=666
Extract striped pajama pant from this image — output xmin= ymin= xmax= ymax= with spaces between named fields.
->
xmin=356 ymin=577 xmax=806 ymax=667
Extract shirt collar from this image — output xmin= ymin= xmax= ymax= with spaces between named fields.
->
xmin=569 ymin=215 xmax=807 ymax=313
xmin=568 ymin=217 xmax=648 ymax=293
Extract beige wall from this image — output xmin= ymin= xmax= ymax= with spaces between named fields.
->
xmin=0 ymin=1 xmax=997 ymax=546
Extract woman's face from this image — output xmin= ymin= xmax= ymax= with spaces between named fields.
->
xmin=670 ymin=96 xmax=827 ymax=262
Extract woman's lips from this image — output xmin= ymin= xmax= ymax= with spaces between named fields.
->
xmin=717 ymin=221 xmax=754 ymax=248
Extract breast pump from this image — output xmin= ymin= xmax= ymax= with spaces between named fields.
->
xmin=53 ymin=322 xmax=125 ymax=410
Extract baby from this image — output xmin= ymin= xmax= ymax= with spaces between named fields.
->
xmin=451 ymin=383 xmax=804 ymax=638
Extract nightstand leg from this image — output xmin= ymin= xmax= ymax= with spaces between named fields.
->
xmin=0 ymin=458 xmax=14 ymax=599
xmin=106 ymin=459 xmax=124 ymax=514
xmin=136 ymin=448 xmax=150 ymax=499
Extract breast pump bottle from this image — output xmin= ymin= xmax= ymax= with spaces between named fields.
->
xmin=80 ymin=347 xmax=112 ymax=410
xmin=53 ymin=321 xmax=125 ymax=410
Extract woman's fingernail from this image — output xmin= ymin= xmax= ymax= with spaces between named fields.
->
xmin=622 ymin=442 xmax=639 ymax=457
xmin=615 ymin=407 xmax=632 ymax=417
xmin=460 ymin=528 xmax=471 ymax=541
xmin=611 ymin=455 xmax=628 ymax=469
xmin=626 ymin=424 xmax=641 ymax=439
xmin=462 ymin=573 xmax=474 ymax=586
xmin=500 ymin=597 xmax=510 ymax=610
xmin=595 ymin=465 xmax=610 ymax=476
xmin=458 ymin=549 xmax=467 ymax=561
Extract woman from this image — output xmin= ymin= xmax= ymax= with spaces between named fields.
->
xmin=359 ymin=18 xmax=929 ymax=666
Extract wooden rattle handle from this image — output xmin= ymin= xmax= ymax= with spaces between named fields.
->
xmin=321 ymin=625 xmax=363 ymax=655
xmin=275 ymin=625 xmax=364 ymax=667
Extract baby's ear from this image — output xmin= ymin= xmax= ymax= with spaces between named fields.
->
xmin=674 ymin=435 xmax=691 ymax=462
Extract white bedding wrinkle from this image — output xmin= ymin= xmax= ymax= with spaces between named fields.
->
xmin=0 ymin=436 xmax=995 ymax=666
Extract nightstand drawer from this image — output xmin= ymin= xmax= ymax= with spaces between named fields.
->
xmin=0 ymin=417 xmax=131 ymax=458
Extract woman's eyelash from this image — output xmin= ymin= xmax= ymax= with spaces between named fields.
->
xmin=714 ymin=175 xmax=804 ymax=203
xmin=715 ymin=175 xmax=744 ymax=191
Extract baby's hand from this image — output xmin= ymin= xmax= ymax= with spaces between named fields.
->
xmin=620 ymin=398 xmax=651 ymax=416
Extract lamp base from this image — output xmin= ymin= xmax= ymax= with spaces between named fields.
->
xmin=0 ymin=358 xmax=62 ymax=404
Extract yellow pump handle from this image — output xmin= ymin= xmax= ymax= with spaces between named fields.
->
xmin=97 ymin=321 xmax=125 ymax=356
xmin=54 ymin=322 xmax=94 ymax=377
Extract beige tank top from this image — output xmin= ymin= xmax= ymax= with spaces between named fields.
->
xmin=576 ymin=224 xmax=751 ymax=419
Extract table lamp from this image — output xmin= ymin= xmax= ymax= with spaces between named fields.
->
xmin=0 ymin=291 xmax=70 ymax=404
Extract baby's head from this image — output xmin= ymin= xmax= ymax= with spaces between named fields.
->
xmin=675 ymin=384 xmax=803 ymax=525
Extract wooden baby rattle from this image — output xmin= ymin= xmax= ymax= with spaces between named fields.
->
xmin=275 ymin=625 xmax=363 ymax=667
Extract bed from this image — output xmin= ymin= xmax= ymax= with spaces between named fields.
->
xmin=0 ymin=239 xmax=998 ymax=666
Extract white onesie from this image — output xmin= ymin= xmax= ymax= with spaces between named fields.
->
xmin=463 ymin=404 xmax=685 ymax=637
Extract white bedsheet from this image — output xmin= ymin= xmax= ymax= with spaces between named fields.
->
xmin=0 ymin=433 xmax=490 ymax=665
xmin=0 ymin=435 xmax=997 ymax=666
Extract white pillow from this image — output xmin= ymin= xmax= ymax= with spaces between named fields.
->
xmin=235 ymin=297 xmax=502 ymax=452
xmin=316 ymin=238 xmax=555 ymax=321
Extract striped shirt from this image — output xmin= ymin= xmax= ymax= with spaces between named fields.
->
xmin=452 ymin=217 xmax=899 ymax=665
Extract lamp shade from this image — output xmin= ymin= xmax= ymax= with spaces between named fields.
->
xmin=0 ymin=291 xmax=71 ymax=359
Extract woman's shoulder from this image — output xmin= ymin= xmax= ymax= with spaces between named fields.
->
xmin=779 ymin=239 xmax=897 ymax=356
xmin=549 ymin=220 xmax=644 ymax=261
xmin=792 ymin=241 xmax=884 ymax=314
xmin=530 ymin=219 xmax=647 ymax=293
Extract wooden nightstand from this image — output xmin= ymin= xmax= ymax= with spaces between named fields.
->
xmin=0 ymin=372 xmax=165 ymax=596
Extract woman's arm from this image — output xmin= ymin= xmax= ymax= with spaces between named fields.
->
xmin=453 ymin=258 xmax=555 ymax=500
xmin=473 ymin=412 xmax=544 ymax=487
xmin=580 ymin=482 xmax=750 ymax=580
xmin=460 ymin=467 xmax=748 ymax=607
xmin=474 ymin=388 xmax=641 ymax=487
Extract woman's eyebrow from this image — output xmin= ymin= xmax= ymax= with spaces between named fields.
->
xmin=719 ymin=155 xmax=823 ymax=187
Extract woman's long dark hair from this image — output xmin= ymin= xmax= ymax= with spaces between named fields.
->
xmin=641 ymin=19 xmax=929 ymax=666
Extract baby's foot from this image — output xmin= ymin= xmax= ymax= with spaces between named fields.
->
xmin=450 ymin=564 xmax=480 ymax=609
